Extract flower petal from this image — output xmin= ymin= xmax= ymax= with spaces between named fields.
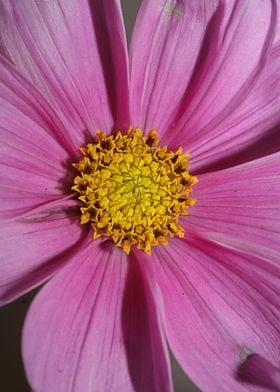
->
xmin=237 ymin=354 xmax=280 ymax=391
xmin=275 ymin=10 xmax=280 ymax=45
xmin=144 ymin=235 xmax=280 ymax=392
xmin=0 ymin=211 xmax=86 ymax=305
xmin=163 ymin=0 xmax=277 ymax=149
xmin=122 ymin=251 xmax=173 ymax=392
xmin=0 ymin=56 xmax=82 ymax=155
xmin=129 ymin=0 xmax=219 ymax=136
xmin=190 ymin=44 xmax=280 ymax=172
xmin=22 ymin=243 xmax=172 ymax=392
xmin=0 ymin=58 xmax=81 ymax=219
xmin=0 ymin=0 xmax=129 ymax=133
xmin=186 ymin=153 xmax=280 ymax=263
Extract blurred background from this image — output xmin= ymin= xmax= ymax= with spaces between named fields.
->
xmin=0 ymin=1 xmax=199 ymax=391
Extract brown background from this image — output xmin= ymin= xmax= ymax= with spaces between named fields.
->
xmin=0 ymin=1 xmax=199 ymax=391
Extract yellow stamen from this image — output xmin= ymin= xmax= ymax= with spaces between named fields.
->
xmin=72 ymin=128 xmax=197 ymax=255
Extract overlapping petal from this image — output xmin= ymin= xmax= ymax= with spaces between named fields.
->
xmin=0 ymin=0 xmax=129 ymax=133
xmin=237 ymin=354 xmax=280 ymax=391
xmin=166 ymin=0 xmax=277 ymax=149
xmin=190 ymin=44 xmax=280 ymax=172
xmin=129 ymin=0 xmax=219 ymax=136
xmin=185 ymin=153 xmax=280 ymax=263
xmin=130 ymin=0 xmax=277 ymax=145
xmin=144 ymin=235 xmax=280 ymax=392
xmin=22 ymin=243 xmax=172 ymax=392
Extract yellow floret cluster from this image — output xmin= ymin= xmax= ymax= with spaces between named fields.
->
xmin=72 ymin=128 xmax=197 ymax=255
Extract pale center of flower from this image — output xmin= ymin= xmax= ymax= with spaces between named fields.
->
xmin=72 ymin=128 xmax=197 ymax=254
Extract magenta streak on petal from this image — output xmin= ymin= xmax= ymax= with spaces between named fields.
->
xmin=237 ymin=354 xmax=280 ymax=391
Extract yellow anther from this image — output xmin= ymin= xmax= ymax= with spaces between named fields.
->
xmin=72 ymin=128 xmax=197 ymax=255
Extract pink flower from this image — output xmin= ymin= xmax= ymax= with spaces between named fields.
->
xmin=1 ymin=1 xmax=280 ymax=391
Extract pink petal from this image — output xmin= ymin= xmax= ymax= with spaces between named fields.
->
xmin=275 ymin=11 xmax=280 ymax=45
xmin=163 ymin=0 xmax=277 ymax=150
xmin=22 ymin=243 xmax=172 ymax=392
xmin=0 ymin=210 xmax=86 ymax=305
xmin=237 ymin=354 xmax=280 ymax=391
xmin=190 ymin=44 xmax=280 ymax=172
xmin=144 ymin=235 xmax=280 ymax=392
xmin=0 ymin=58 xmax=81 ymax=218
xmin=186 ymin=153 xmax=280 ymax=263
xmin=0 ymin=57 xmax=82 ymax=156
xmin=0 ymin=0 xmax=129 ymax=133
xmin=129 ymin=0 xmax=219 ymax=137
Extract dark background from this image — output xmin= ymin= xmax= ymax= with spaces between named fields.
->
xmin=0 ymin=1 xmax=199 ymax=391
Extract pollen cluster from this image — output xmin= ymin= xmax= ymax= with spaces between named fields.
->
xmin=72 ymin=128 xmax=197 ymax=255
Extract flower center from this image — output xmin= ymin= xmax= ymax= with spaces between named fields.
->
xmin=72 ymin=128 xmax=197 ymax=255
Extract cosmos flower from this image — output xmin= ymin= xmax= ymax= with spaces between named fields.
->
xmin=1 ymin=1 xmax=280 ymax=391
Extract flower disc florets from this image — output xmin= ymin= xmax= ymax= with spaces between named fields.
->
xmin=72 ymin=128 xmax=197 ymax=254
